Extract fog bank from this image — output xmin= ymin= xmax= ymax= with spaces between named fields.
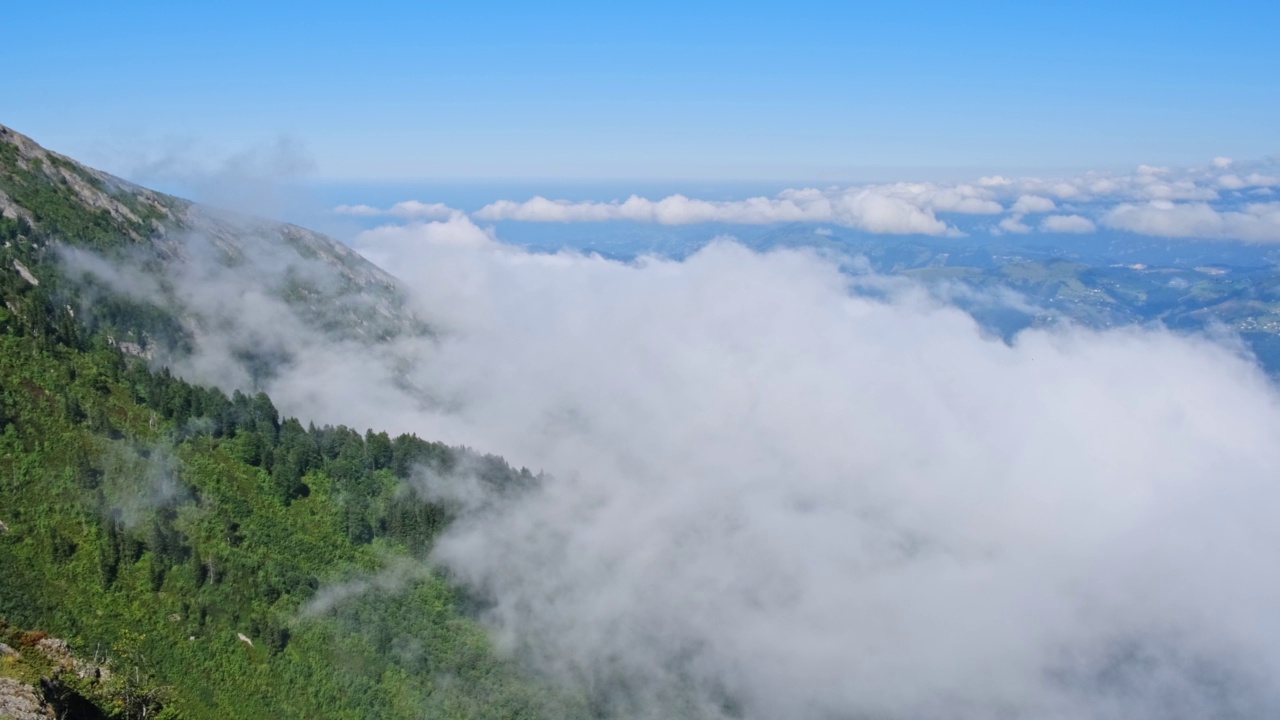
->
xmin=358 ymin=218 xmax=1280 ymax=719
xmin=67 ymin=214 xmax=1280 ymax=718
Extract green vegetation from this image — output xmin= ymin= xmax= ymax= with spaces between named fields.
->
xmin=1 ymin=620 xmax=176 ymax=719
xmin=0 ymin=133 xmax=583 ymax=719
xmin=0 ymin=248 xmax=579 ymax=720
xmin=0 ymin=139 xmax=159 ymax=250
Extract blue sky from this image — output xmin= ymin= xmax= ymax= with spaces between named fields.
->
xmin=4 ymin=1 xmax=1278 ymax=182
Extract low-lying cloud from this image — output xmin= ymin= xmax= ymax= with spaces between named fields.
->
xmin=470 ymin=181 xmax=1016 ymax=235
xmin=1010 ymin=194 xmax=1057 ymax=214
xmin=67 ymin=211 xmax=1280 ymax=719
xmin=1104 ymin=200 xmax=1280 ymax=241
xmin=473 ymin=186 xmax=965 ymax=235
xmin=347 ymin=157 xmax=1280 ymax=241
xmin=333 ymin=200 xmax=458 ymax=220
xmin=349 ymin=221 xmax=1280 ymax=720
xmin=1040 ymin=213 xmax=1097 ymax=234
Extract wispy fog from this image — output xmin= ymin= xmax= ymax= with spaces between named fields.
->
xmin=69 ymin=212 xmax=1280 ymax=718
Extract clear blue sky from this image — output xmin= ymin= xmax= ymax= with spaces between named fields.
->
xmin=4 ymin=1 xmax=1278 ymax=181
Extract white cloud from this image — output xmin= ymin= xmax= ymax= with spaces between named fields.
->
xmin=351 ymin=227 xmax=1280 ymax=720
xmin=355 ymin=217 xmax=497 ymax=268
xmin=1135 ymin=180 xmax=1220 ymax=201
xmin=1219 ymin=174 xmax=1248 ymax=190
xmin=477 ymin=193 xmax=808 ymax=224
xmin=388 ymin=200 xmax=456 ymax=220
xmin=1213 ymin=156 xmax=1234 ymax=168
xmin=873 ymin=182 xmax=1004 ymax=214
xmin=1010 ymin=195 xmax=1057 ymax=214
xmin=984 ymin=163 xmax=1246 ymax=205
xmin=1217 ymin=172 xmax=1280 ymax=192
xmin=75 ymin=214 xmax=1280 ymax=719
xmin=998 ymin=215 xmax=1032 ymax=234
xmin=1104 ymin=200 xmax=1280 ymax=241
xmin=465 ymin=157 xmax=1280 ymax=241
xmin=476 ymin=189 xmax=955 ymax=235
xmin=332 ymin=200 xmax=458 ymax=220
xmin=828 ymin=188 xmax=954 ymax=234
xmin=1040 ymin=214 xmax=1097 ymax=234
xmin=332 ymin=203 xmax=383 ymax=216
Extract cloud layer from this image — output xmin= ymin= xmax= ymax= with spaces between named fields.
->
xmin=69 ymin=212 xmax=1280 ymax=718
xmin=472 ymin=182 xmax=1011 ymax=236
xmin=1103 ymin=200 xmax=1280 ymax=241
xmin=349 ymin=220 xmax=1280 ymax=720
xmin=334 ymin=200 xmax=458 ymax=220
xmin=347 ymin=157 xmax=1280 ymax=241
xmin=1040 ymin=214 xmax=1097 ymax=233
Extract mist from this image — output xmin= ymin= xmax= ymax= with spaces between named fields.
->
xmin=68 ymin=214 xmax=1280 ymax=718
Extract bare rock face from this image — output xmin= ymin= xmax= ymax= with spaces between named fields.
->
xmin=0 ymin=187 xmax=23 ymax=221
xmin=0 ymin=677 xmax=53 ymax=720
xmin=0 ymin=632 xmax=117 ymax=718
xmin=12 ymin=259 xmax=37 ymax=285
xmin=32 ymin=638 xmax=71 ymax=665
xmin=0 ymin=122 xmax=429 ymax=350
xmin=0 ymin=123 xmax=170 ymax=240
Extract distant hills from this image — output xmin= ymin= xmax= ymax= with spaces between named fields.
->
xmin=754 ymin=224 xmax=1280 ymax=371
xmin=526 ymin=218 xmax=1280 ymax=372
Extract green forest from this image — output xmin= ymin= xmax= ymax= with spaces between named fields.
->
xmin=0 ymin=145 xmax=585 ymax=718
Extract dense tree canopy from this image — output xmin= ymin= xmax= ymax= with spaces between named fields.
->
xmin=0 ymin=154 xmax=579 ymax=719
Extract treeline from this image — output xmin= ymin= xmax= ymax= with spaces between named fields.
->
xmin=127 ymin=366 xmax=480 ymax=549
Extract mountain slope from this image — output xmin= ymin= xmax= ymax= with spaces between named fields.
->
xmin=0 ymin=126 xmax=583 ymax=719
xmin=0 ymin=124 xmax=427 ymax=368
